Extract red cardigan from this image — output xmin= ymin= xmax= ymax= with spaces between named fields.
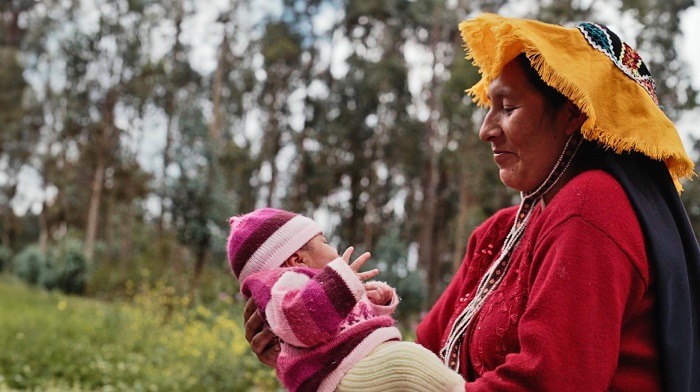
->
xmin=416 ymin=170 xmax=661 ymax=391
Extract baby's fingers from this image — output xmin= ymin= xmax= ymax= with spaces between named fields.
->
xmin=357 ymin=268 xmax=379 ymax=281
xmin=349 ymin=251 xmax=372 ymax=272
xmin=341 ymin=246 xmax=354 ymax=263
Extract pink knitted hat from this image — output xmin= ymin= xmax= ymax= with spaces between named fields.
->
xmin=227 ymin=208 xmax=322 ymax=282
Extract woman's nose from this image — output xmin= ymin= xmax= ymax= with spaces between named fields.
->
xmin=479 ymin=110 xmax=501 ymax=142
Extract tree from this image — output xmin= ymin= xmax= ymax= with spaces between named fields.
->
xmin=0 ymin=0 xmax=39 ymax=249
xmin=169 ymin=106 xmax=222 ymax=289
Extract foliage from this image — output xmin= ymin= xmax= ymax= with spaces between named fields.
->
xmin=0 ymin=276 xmax=280 ymax=391
xmin=39 ymin=240 xmax=89 ymax=295
xmin=12 ymin=245 xmax=47 ymax=285
xmin=362 ymin=225 xmax=427 ymax=321
xmin=11 ymin=240 xmax=89 ymax=295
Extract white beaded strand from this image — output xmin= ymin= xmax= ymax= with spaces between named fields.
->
xmin=441 ymin=133 xmax=582 ymax=370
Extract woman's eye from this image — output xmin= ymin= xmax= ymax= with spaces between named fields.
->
xmin=503 ymin=106 xmax=516 ymax=114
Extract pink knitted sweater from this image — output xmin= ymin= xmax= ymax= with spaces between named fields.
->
xmin=241 ymin=258 xmax=402 ymax=392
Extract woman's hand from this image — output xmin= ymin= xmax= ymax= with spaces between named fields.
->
xmin=243 ymin=297 xmax=280 ymax=368
xmin=341 ymin=246 xmax=379 ymax=281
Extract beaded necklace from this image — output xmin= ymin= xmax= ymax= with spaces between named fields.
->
xmin=440 ymin=132 xmax=583 ymax=370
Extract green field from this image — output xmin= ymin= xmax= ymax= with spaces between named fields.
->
xmin=0 ymin=276 xmax=280 ymax=391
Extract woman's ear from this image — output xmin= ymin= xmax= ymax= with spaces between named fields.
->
xmin=563 ymin=102 xmax=587 ymax=136
xmin=283 ymin=252 xmax=305 ymax=267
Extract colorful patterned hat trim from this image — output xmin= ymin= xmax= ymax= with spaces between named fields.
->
xmin=577 ymin=22 xmax=659 ymax=106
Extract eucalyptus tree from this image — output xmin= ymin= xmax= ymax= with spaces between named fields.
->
xmin=19 ymin=0 xmax=159 ymax=261
xmin=305 ymin=0 xmax=422 ymax=250
xmin=0 ymin=0 xmax=39 ymax=249
xmin=204 ymin=0 xmax=259 ymax=220
xmin=168 ymin=105 xmax=218 ymax=287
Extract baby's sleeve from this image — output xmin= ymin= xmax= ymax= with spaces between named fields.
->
xmin=242 ymin=258 xmax=365 ymax=348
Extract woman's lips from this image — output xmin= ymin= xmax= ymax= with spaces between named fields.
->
xmin=493 ymin=151 xmax=515 ymax=166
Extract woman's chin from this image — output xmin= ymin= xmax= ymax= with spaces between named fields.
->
xmin=499 ymin=171 xmax=519 ymax=191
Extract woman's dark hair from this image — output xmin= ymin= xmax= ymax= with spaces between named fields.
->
xmin=514 ymin=53 xmax=568 ymax=111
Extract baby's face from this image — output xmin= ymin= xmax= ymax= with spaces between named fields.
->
xmin=299 ymin=234 xmax=339 ymax=269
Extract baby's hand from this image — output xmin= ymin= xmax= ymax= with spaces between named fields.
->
xmin=365 ymin=281 xmax=394 ymax=306
xmin=341 ymin=246 xmax=379 ymax=282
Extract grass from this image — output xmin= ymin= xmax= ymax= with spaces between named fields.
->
xmin=0 ymin=275 xmax=280 ymax=392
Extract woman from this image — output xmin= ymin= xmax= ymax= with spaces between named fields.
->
xmin=417 ymin=14 xmax=699 ymax=391
xmin=244 ymin=14 xmax=700 ymax=391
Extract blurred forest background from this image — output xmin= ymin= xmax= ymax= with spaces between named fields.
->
xmin=1 ymin=0 xmax=700 ymax=390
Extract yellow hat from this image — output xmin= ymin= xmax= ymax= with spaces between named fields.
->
xmin=458 ymin=13 xmax=695 ymax=190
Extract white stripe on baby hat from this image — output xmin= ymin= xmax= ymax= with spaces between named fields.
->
xmin=238 ymin=215 xmax=322 ymax=282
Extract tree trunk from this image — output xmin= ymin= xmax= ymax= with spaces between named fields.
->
xmin=39 ymin=200 xmax=49 ymax=253
xmin=1 ymin=207 xmax=10 ymax=249
xmin=158 ymin=0 xmax=184 ymax=235
xmin=209 ymin=33 xmax=227 ymax=144
xmin=191 ymin=240 xmax=209 ymax=293
xmin=453 ymin=166 xmax=473 ymax=272
xmin=85 ymin=88 xmax=117 ymax=261
xmin=418 ymin=6 xmax=446 ymax=309
xmin=84 ymin=149 xmax=106 ymax=261
xmin=120 ymin=202 xmax=134 ymax=268
xmin=420 ymin=148 xmax=440 ymax=305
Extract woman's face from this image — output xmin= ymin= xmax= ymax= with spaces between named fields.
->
xmin=479 ymin=59 xmax=580 ymax=193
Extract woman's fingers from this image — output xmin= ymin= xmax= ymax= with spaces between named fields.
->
xmin=243 ymin=297 xmax=279 ymax=368
xmin=249 ymin=326 xmax=280 ymax=367
xmin=243 ymin=297 xmax=257 ymax=325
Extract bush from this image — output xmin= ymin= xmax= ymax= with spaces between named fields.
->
xmin=13 ymin=245 xmax=47 ymax=285
xmin=40 ymin=244 xmax=88 ymax=295
xmin=12 ymin=241 xmax=89 ymax=295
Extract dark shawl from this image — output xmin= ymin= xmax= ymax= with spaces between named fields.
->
xmin=591 ymin=146 xmax=700 ymax=392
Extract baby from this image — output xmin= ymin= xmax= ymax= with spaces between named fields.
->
xmin=228 ymin=208 xmax=464 ymax=392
